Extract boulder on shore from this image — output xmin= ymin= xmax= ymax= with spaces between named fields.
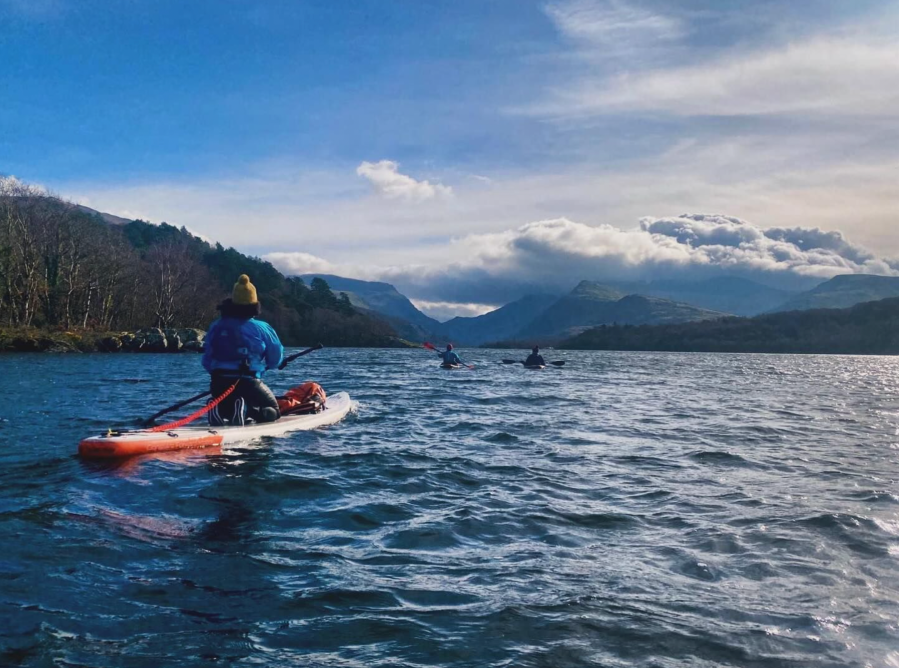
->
xmin=179 ymin=328 xmax=205 ymax=352
xmin=131 ymin=328 xmax=168 ymax=353
xmin=98 ymin=335 xmax=123 ymax=352
xmin=163 ymin=328 xmax=183 ymax=352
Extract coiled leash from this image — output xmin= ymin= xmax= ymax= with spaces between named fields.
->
xmin=147 ymin=381 xmax=240 ymax=432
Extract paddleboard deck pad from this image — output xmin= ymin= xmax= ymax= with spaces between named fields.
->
xmin=79 ymin=392 xmax=352 ymax=459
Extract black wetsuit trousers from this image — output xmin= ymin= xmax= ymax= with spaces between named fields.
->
xmin=210 ymin=373 xmax=281 ymax=423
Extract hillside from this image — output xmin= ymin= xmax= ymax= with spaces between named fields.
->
xmin=560 ymin=297 xmax=899 ymax=355
xmin=770 ymin=274 xmax=899 ymax=313
xmin=515 ymin=281 xmax=722 ymax=341
xmin=613 ymin=276 xmax=798 ymax=316
xmin=0 ymin=188 xmax=406 ymax=347
xmin=441 ymin=294 xmax=559 ymax=346
xmin=300 ymin=274 xmax=445 ymax=342
xmin=515 ymin=281 xmax=623 ymax=339
xmin=75 ymin=204 xmax=132 ymax=227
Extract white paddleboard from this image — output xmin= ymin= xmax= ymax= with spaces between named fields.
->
xmin=79 ymin=392 xmax=353 ymax=458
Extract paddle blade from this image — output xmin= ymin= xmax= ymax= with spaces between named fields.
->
xmin=423 ymin=342 xmax=438 ymax=351
xmin=501 ymin=359 xmax=521 ymax=364
xmin=550 ymin=361 xmax=566 ymax=367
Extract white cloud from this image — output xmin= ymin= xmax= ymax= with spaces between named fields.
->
xmin=263 ymin=251 xmax=342 ymax=277
xmin=541 ymin=37 xmax=899 ymax=119
xmin=356 ymin=160 xmax=452 ymax=202
xmin=269 ymin=212 xmax=899 ymax=305
xmin=58 ymin=137 xmax=899 ymax=278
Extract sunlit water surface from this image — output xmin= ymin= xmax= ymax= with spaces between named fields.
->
xmin=1 ymin=349 xmax=898 ymax=667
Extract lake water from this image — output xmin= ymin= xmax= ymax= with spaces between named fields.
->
xmin=1 ymin=349 xmax=898 ymax=667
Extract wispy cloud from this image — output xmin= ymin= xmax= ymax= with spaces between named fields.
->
xmin=545 ymin=0 xmax=684 ymax=56
xmin=356 ymin=160 xmax=452 ymax=202
xmin=538 ymin=37 xmax=899 ymax=119
xmin=60 ymin=130 xmax=899 ymax=269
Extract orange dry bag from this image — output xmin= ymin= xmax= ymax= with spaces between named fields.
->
xmin=277 ymin=382 xmax=327 ymax=415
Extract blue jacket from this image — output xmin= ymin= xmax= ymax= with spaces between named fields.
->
xmin=202 ymin=317 xmax=284 ymax=378
xmin=441 ymin=350 xmax=463 ymax=365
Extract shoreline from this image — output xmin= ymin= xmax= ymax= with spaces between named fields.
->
xmin=0 ymin=327 xmax=419 ymax=353
xmin=0 ymin=327 xmax=206 ymax=354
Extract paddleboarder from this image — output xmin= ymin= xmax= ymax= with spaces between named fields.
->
xmin=202 ymin=274 xmax=284 ymax=425
xmin=524 ymin=346 xmax=546 ymax=367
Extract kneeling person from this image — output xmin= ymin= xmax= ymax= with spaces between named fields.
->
xmin=202 ymin=274 xmax=284 ymax=425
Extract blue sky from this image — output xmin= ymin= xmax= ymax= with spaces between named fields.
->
xmin=3 ymin=0 xmax=899 ymax=315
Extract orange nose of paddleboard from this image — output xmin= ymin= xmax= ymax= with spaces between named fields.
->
xmin=78 ymin=433 xmax=224 ymax=459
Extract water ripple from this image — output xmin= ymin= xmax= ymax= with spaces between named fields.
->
xmin=1 ymin=349 xmax=898 ymax=666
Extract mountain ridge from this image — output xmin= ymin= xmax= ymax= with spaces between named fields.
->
xmin=515 ymin=280 xmax=723 ymax=342
xmin=560 ymin=296 xmax=899 ymax=354
xmin=299 ymin=273 xmax=446 ymax=342
xmin=441 ymin=294 xmax=560 ymax=346
xmin=611 ymin=276 xmax=798 ymax=316
xmin=770 ymin=274 xmax=899 ymax=313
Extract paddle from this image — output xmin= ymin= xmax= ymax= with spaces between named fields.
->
xmin=501 ymin=359 xmax=566 ymax=367
xmin=142 ymin=343 xmax=324 ymax=424
xmin=279 ymin=342 xmax=324 ymax=370
xmin=423 ymin=341 xmax=475 ymax=370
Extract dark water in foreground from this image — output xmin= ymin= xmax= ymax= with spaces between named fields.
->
xmin=1 ymin=349 xmax=898 ymax=667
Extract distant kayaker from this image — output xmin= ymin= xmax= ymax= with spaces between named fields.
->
xmin=440 ymin=344 xmax=464 ymax=366
xmin=202 ymin=274 xmax=284 ymax=425
xmin=524 ymin=346 xmax=546 ymax=367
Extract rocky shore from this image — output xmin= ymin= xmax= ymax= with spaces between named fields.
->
xmin=0 ymin=327 xmax=205 ymax=353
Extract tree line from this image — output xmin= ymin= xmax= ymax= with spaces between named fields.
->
xmin=0 ymin=178 xmax=402 ymax=346
xmin=559 ymin=298 xmax=899 ymax=355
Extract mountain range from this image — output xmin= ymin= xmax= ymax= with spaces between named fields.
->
xmin=75 ymin=204 xmax=899 ymax=347
xmin=296 ymin=272 xmax=899 ymax=347
xmin=516 ymin=281 xmax=723 ymax=341
xmin=299 ymin=276 xmax=731 ymax=345
xmin=440 ymin=294 xmax=560 ymax=346
xmin=560 ymin=295 xmax=899 ymax=355
xmin=11 ymin=196 xmax=899 ymax=350
xmin=769 ymin=274 xmax=899 ymax=313
xmin=609 ymin=277 xmax=796 ymax=316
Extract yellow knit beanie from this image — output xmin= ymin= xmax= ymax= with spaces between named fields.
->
xmin=232 ymin=274 xmax=258 ymax=305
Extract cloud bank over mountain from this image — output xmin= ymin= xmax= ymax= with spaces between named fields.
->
xmin=267 ymin=213 xmax=899 ymax=306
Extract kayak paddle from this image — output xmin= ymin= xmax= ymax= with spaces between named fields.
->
xmin=423 ymin=341 xmax=475 ymax=370
xmin=501 ymin=359 xmax=566 ymax=367
xmin=142 ymin=343 xmax=324 ymax=424
xmin=279 ymin=342 xmax=324 ymax=369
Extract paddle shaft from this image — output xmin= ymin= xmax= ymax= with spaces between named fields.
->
xmin=143 ymin=389 xmax=211 ymax=424
xmin=279 ymin=343 xmax=324 ymax=369
xmin=143 ymin=343 xmax=323 ymax=424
